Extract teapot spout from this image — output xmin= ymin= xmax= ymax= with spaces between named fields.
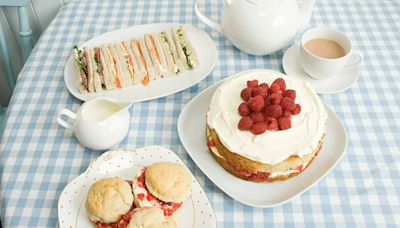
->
xmin=298 ymin=0 xmax=315 ymax=32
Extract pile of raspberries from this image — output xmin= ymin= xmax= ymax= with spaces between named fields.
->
xmin=238 ymin=78 xmax=301 ymax=135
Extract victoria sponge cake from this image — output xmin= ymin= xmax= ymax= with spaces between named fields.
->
xmin=206 ymin=70 xmax=328 ymax=182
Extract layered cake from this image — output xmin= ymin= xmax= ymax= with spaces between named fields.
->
xmin=206 ymin=70 xmax=328 ymax=182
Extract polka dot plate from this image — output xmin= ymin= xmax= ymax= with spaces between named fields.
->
xmin=58 ymin=146 xmax=216 ymax=228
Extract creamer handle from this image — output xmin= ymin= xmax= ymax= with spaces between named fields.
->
xmin=56 ymin=109 xmax=76 ymax=129
xmin=194 ymin=0 xmax=223 ymax=34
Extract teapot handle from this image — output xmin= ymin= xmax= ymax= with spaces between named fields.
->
xmin=298 ymin=0 xmax=315 ymax=32
xmin=194 ymin=0 xmax=223 ymax=34
xmin=56 ymin=108 xmax=77 ymax=129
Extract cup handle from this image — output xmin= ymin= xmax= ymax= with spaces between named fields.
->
xmin=345 ymin=50 xmax=363 ymax=68
xmin=194 ymin=0 xmax=223 ymax=34
xmin=56 ymin=109 xmax=77 ymax=129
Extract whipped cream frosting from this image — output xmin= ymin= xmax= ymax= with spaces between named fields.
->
xmin=207 ymin=70 xmax=327 ymax=165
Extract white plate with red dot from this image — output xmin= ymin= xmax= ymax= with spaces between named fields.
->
xmin=57 ymin=146 xmax=216 ymax=227
xmin=178 ymin=69 xmax=348 ymax=207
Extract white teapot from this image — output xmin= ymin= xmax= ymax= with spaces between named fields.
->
xmin=195 ymin=0 xmax=315 ymax=55
xmin=56 ymin=97 xmax=132 ymax=150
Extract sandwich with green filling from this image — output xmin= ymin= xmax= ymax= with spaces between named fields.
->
xmin=171 ymin=25 xmax=199 ymax=70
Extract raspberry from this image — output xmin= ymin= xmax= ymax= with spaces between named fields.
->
xmin=240 ymin=88 xmax=252 ymax=101
xmin=252 ymin=87 xmax=268 ymax=98
xmin=292 ymin=104 xmax=301 ymax=115
xmin=250 ymin=112 xmax=264 ymax=123
xmin=264 ymin=97 xmax=271 ymax=107
xmin=280 ymin=97 xmax=295 ymax=111
xmin=247 ymin=80 xmax=258 ymax=88
xmin=296 ymin=165 xmax=303 ymax=171
xmin=259 ymin=82 xmax=269 ymax=90
xmin=278 ymin=117 xmax=291 ymax=130
xmin=248 ymin=95 xmax=265 ymax=112
xmin=283 ymin=89 xmax=296 ymax=100
xmin=265 ymin=105 xmax=282 ymax=118
xmin=269 ymin=93 xmax=282 ymax=105
xmin=238 ymin=103 xmax=251 ymax=116
xmin=271 ymin=78 xmax=286 ymax=91
xmin=251 ymin=122 xmax=268 ymax=134
xmin=270 ymin=84 xmax=281 ymax=94
xmin=238 ymin=117 xmax=253 ymax=130
xmin=266 ymin=117 xmax=278 ymax=131
xmin=282 ymin=110 xmax=292 ymax=118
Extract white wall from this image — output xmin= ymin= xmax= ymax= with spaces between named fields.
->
xmin=0 ymin=0 xmax=69 ymax=106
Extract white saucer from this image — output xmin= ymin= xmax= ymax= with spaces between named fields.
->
xmin=282 ymin=44 xmax=360 ymax=94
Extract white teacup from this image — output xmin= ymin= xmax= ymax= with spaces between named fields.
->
xmin=299 ymin=27 xmax=363 ymax=80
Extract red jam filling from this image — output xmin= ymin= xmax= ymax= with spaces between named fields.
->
xmin=94 ymin=180 xmax=136 ymax=228
xmin=135 ymin=168 xmax=182 ymax=216
xmin=227 ymin=162 xmax=304 ymax=181
xmin=227 ymin=162 xmax=271 ymax=181
xmin=207 ymin=139 xmax=215 ymax=148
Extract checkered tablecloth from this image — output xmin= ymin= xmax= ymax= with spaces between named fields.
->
xmin=1 ymin=0 xmax=399 ymax=227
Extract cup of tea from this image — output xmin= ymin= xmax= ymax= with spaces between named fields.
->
xmin=299 ymin=27 xmax=363 ymax=80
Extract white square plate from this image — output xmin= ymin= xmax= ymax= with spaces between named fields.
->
xmin=177 ymin=69 xmax=348 ymax=207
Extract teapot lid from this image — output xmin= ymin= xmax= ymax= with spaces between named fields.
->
xmin=247 ymin=0 xmax=281 ymax=5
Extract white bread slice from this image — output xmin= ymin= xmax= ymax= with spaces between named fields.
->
xmin=110 ymin=44 xmax=132 ymax=88
xmin=88 ymin=48 xmax=103 ymax=92
xmin=151 ymin=33 xmax=170 ymax=77
xmin=83 ymin=47 xmax=95 ymax=92
xmin=138 ymin=39 xmax=157 ymax=82
xmin=130 ymin=39 xmax=147 ymax=84
xmin=102 ymin=46 xmax=123 ymax=88
xmin=171 ymin=28 xmax=189 ymax=71
xmin=159 ymin=32 xmax=180 ymax=75
xmin=116 ymin=43 xmax=134 ymax=83
xmin=122 ymin=41 xmax=142 ymax=85
xmin=73 ymin=47 xmax=88 ymax=93
xmin=177 ymin=25 xmax=199 ymax=69
xmin=99 ymin=47 xmax=115 ymax=90
xmin=115 ymin=43 xmax=139 ymax=87
xmin=144 ymin=34 xmax=163 ymax=79
xmin=172 ymin=25 xmax=199 ymax=70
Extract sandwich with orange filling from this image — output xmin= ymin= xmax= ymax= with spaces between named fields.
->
xmin=130 ymin=38 xmax=156 ymax=85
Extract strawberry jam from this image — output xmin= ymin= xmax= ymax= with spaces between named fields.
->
xmin=135 ymin=168 xmax=183 ymax=216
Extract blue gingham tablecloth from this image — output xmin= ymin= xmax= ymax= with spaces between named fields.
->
xmin=1 ymin=0 xmax=399 ymax=227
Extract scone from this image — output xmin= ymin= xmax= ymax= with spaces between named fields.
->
xmin=206 ymin=70 xmax=328 ymax=182
xmin=127 ymin=207 xmax=177 ymax=228
xmin=132 ymin=162 xmax=192 ymax=215
xmin=86 ymin=177 xmax=135 ymax=227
